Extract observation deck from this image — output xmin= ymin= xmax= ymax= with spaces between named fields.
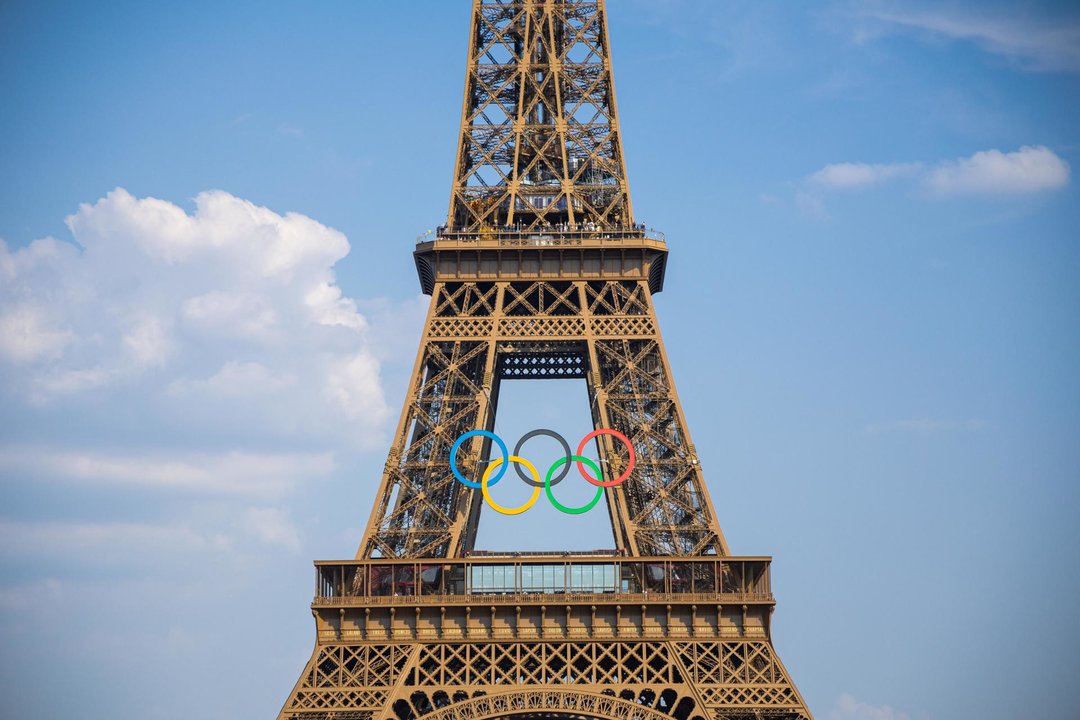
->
xmin=309 ymin=555 xmax=775 ymax=645
xmin=413 ymin=226 xmax=669 ymax=295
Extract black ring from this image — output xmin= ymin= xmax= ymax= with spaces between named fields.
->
xmin=514 ymin=429 xmax=572 ymax=487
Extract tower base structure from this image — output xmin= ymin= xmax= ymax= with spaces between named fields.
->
xmin=278 ymin=554 xmax=812 ymax=720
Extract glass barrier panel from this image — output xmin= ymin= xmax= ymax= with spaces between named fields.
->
xmin=748 ymin=561 xmax=769 ymax=595
xmin=469 ymin=564 xmax=516 ymax=594
xmin=370 ymin=565 xmax=395 ymax=596
xmin=720 ymin=562 xmax=739 ymax=594
xmin=644 ymin=562 xmax=666 ymax=592
xmin=620 ymin=562 xmax=644 ymax=593
xmin=419 ymin=565 xmax=441 ymax=595
xmin=569 ymin=563 xmax=617 ymax=593
xmin=691 ymin=561 xmax=717 ymax=594
xmin=344 ymin=565 xmax=363 ymax=597
xmin=520 ymin=564 xmax=562 ymax=593
xmin=398 ymin=565 xmax=417 ymax=595
xmin=447 ymin=565 xmax=466 ymax=596
xmin=670 ymin=562 xmax=692 ymax=593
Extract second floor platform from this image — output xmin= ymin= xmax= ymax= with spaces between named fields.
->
xmin=313 ymin=554 xmax=773 ymax=609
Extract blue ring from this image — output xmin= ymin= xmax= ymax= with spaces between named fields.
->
xmin=449 ymin=430 xmax=508 ymax=488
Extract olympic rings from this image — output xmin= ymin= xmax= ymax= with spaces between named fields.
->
xmin=449 ymin=430 xmax=508 ymax=489
xmin=545 ymin=455 xmax=604 ymax=515
xmin=481 ymin=456 xmax=541 ymax=515
xmin=576 ymin=428 xmax=636 ymax=487
xmin=513 ymin=428 xmax=571 ymax=487
xmin=450 ymin=428 xmax=634 ymax=515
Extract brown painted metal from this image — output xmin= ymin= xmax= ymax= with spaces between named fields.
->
xmin=357 ymin=275 xmax=729 ymax=560
xmin=447 ymin=0 xmax=633 ymax=233
xmin=280 ymin=2 xmax=812 ymax=718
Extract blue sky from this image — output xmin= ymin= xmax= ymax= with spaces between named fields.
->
xmin=1 ymin=1 xmax=1078 ymax=718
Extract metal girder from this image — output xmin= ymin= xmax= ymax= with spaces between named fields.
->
xmin=356 ymin=280 xmax=729 ymax=560
xmin=281 ymin=2 xmax=813 ymax=718
xmin=279 ymin=637 xmax=812 ymax=720
xmin=448 ymin=0 xmax=633 ymax=232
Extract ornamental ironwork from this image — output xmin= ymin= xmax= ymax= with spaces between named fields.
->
xmin=279 ymin=2 xmax=814 ymax=719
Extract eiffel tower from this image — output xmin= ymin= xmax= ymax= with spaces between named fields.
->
xmin=279 ymin=2 xmax=813 ymax=718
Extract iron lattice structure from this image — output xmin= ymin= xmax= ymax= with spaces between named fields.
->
xmin=448 ymin=0 xmax=631 ymax=231
xmin=280 ymin=2 xmax=813 ymax=719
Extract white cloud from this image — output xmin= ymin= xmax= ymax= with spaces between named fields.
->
xmin=0 ymin=512 xmax=303 ymax=564
xmin=0 ymin=304 xmax=75 ymax=364
xmin=0 ymin=188 xmax=427 ymax=717
xmin=0 ymin=188 xmax=422 ymax=577
xmin=0 ymin=188 xmax=390 ymax=434
xmin=0 ymin=520 xmax=233 ymax=559
xmin=305 ymin=281 xmax=367 ymax=330
xmin=830 ymin=693 xmax=911 ymax=720
xmin=181 ymin=290 xmax=279 ymax=341
xmin=31 ymin=366 xmax=110 ymax=397
xmin=925 ymin=145 xmax=1070 ymax=195
xmin=325 ymin=352 xmax=386 ymax=420
xmin=810 ymin=162 xmax=921 ymax=189
xmin=863 ymin=8 xmax=1080 ymax=73
xmin=235 ymin=507 xmax=302 ymax=552
xmin=123 ymin=314 xmax=172 ymax=369
xmin=168 ymin=360 xmax=295 ymax=399
xmin=0 ymin=446 xmax=334 ymax=496
xmin=805 ymin=146 xmax=1069 ymax=203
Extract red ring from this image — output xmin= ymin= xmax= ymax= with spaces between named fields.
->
xmin=575 ymin=429 xmax=636 ymax=487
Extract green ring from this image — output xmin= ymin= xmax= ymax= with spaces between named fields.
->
xmin=546 ymin=455 xmax=604 ymax=515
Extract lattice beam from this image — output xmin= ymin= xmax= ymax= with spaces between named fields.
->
xmin=357 ymin=280 xmax=727 ymax=559
xmin=286 ymin=4 xmax=812 ymax=720
xmin=448 ymin=0 xmax=633 ymax=232
xmin=279 ymin=638 xmax=812 ymax=720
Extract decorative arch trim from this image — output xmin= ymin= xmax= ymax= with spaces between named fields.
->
xmin=419 ymin=689 xmax=676 ymax=720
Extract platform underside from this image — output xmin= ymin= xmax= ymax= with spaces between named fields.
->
xmin=280 ymin=638 xmax=812 ymax=720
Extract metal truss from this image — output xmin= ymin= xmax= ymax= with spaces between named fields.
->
xmin=279 ymin=638 xmax=810 ymax=720
xmin=281 ymin=2 xmax=813 ymax=718
xmin=357 ymin=279 xmax=729 ymax=560
xmin=281 ymin=554 xmax=811 ymax=718
xmin=448 ymin=0 xmax=633 ymax=232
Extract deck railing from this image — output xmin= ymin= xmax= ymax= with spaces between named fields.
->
xmin=416 ymin=226 xmax=666 ymax=246
xmin=313 ymin=556 xmax=771 ymax=603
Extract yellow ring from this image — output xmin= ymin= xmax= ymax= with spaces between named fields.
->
xmin=481 ymin=456 xmax=541 ymax=515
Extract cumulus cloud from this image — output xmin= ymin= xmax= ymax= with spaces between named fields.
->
xmin=830 ymin=693 xmax=911 ymax=720
xmin=863 ymin=7 xmax=1080 ymax=73
xmin=168 ymin=360 xmax=295 ymax=399
xmin=0 ymin=189 xmax=432 ymax=718
xmin=0 ymin=188 xmax=390 ymax=435
xmin=0 ymin=305 xmax=75 ymax=364
xmin=925 ymin=145 xmax=1070 ymax=195
xmin=0 ymin=187 xmax=420 ymax=577
xmin=180 ymin=291 xmax=279 ymax=341
xmin=810 ymin=161 xmax=921 ymax=189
